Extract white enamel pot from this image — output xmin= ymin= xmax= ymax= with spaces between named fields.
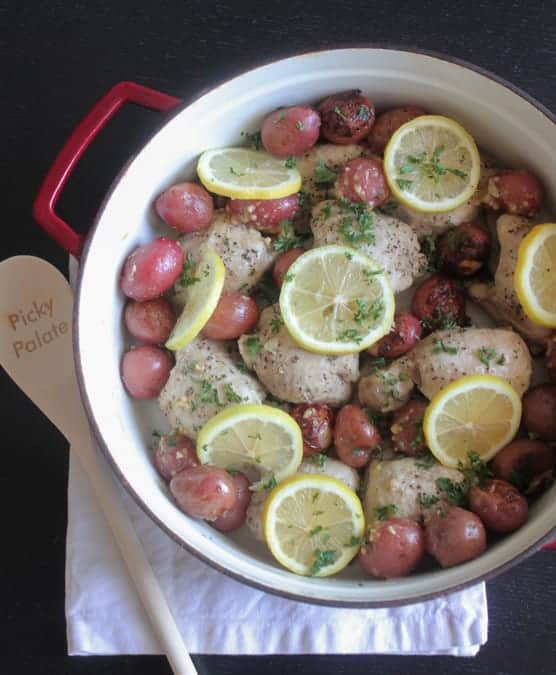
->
xmin=34 ymin=47 xmax=556 ymax=606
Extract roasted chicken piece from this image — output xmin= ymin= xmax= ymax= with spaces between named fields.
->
xmin=468 ymin=214 xmax=553 ymax=351
xmin=238 ymin=304 xmax=359 ymax=406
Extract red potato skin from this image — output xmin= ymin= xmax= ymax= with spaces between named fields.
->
xmin=154 ymin=182 xmax=214 ymax=233
xmin=170 ymin=466 xmax=237 ymax=521
xmin=153 ymin=434 xmax=198 ymax=481
xmin=123 ymin=298 xmax=176 ymax=345
xmin=469 ymin=479 xmax=528 ymax=533
xmin=368 ymin=106 xmax=428 ymax=154
xmin=202 ymin=293 xmax=260 ymax=340
xmin=120 ymin=346 xmax=173 ymax=400
xmin=485 ymin=170 xmax=544 ymax=217
xmin=334 ymin=157 xmax=390 ymax=207
xmin=490 ymin=439 xmax=555 ymax=489
xmin=390 ymin=399 xmax=428 ymax=456
xmin=291 ymin=404 xmax=334 ymax=457
xmin=437 ymin=223 xmax=491 ymax=277
xmin=425 ymin=507 xmax=487 ymax=568
xmin=359 ymin=518 xmax=425 ymax=578
xmin=273 ymin=248 xmax=305 ymax=287
xmin=226 ymin=195 xmax=300 ymax=234
xmin=521 ymin=384 xmax=556 ymax=441
xmin=333 ymin=404 xmax=382 ymax=469
xmin=318 ymin=90 xmax=375 ymax=144
xmin=120 ymin=237 xmax=185 ymax=302
xmin=261 ymin=106 xmax=321 ymax=157
xmin=368 ymin=312 xmax=422 ymax=359
xmin=212 ymin=472 xmax=252 ymax=532
xmin=411 ymin=274 xmax=466 ymax=331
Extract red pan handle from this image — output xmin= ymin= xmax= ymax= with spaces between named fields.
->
xmin=33 ymin=81 xmax=181 ymax=258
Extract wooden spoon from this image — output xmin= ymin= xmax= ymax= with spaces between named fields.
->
xmin=0 ymin=256 xmax=197 ymax=675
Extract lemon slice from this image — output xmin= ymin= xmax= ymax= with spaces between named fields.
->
xmin=197 ymin=147 xmax=301 ymax=199
xmin=423 ymin=374 xmax=522 ymax=468
xmin=279 ymin=245 xmax=394 ymax=355
xmin=383 ymin=115 xmax=481 ymax=213
xmin=165 ymin=249 xmax=225 ymax=350
xmin=515 ymin=223 xmax=556 ymax=327
xmin=197 ymin=404 xmax=303 ymax=490
xmin=263 ymin=474 xmax=364 ymax=577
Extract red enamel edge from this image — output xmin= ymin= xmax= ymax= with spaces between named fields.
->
xmin=543 ymin=540 xmax=556 ymax=550
xmin=32 ymin=81 xmax=181 ymax=258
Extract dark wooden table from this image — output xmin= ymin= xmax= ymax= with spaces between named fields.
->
xmin=3 ymin=1 xmax=556 ymax=673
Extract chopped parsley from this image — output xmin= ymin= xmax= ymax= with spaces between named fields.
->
xmin=337 ymin=328 xmax=363 ymax=344
xmin=421 ymin=308 xmax=458 ymax=331
xmin=262 ymin=475 xmax=277 ymax=490
xmin=354 ymin=297 xmax=383 ymax=323
xmin=309 ymin=525 xmax=323 ymax=537
xmin=380 ymin=200 xmax=399 ymax=215
xmin=375 ymin=504 xmax=398 ymax=520
xmin=336 ymin=199 xmax=375 ymax=246
xmin=178 ymin=253 xmax=200 ymax=288
xmin=477 ymin=346 xmax=498 ymax=369
xmin=270 ymin=314 xmax=284 ymax=333
xmin=223 ymin=384 xmax=243 ymax=403
xmin=235 ymin=360 xmax=249 ymax=374
xmin=432 ymin=337 xmax=458 ymax=355
xmin=240 ymin=130 xmax=262 ymax=150
xmin=272 ymin=220 xmax=302 ymax=252
xmin=274 ymin=112 xmax=285 ymax=123
xmin=435 ymin=477 xmax=467 ymax=507
xmin=420 ymin=234 xmax=438 ymax=273
xmin=308 ymin=549 xmax=338 ymax=576
xmin=199 ymin=380 xmax=223 ymax=407
xmin=311 ymin=453 xmax=327 ymax=467
xmin=295 ymin=120 xmax=305 ymax=130
xmin=314 ymin=160 xmax=337 ymax=185
xmin=358 ymin=105 xmax=371 ymax=120
xmin=226 ymin=468 xmax=239 ymax=477
xmin=458 ymin=451 xmax=492 ymax=486
xmin=230 ymin=166 xmax=246 ymax=177
xmin=418 ymin=494 xmax=440 ymax=507
xmin=346 ymin=536 xmax=362 ymax=547
xmin=283 ymin=273 xmax=295 ymax=283
xmin=398 ymin=145 xmax=468 ymax=186
xmin=285 ymin=156 xmax=297 ymax=169
xmin=397 ymin=178 xmax=413 ymax=191
xmin=246 ymin=336 xmax=261 ymax=358
xmin=297 ymin=188 xmax=310 ymax=210
xmin=334 ymin=106 xmax=348 ymax=121
xmin=415 ymin=452 xmax=436 ymax=469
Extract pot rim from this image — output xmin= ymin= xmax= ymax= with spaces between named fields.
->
xmin=73 ymin=44 xmax=556 ymax=608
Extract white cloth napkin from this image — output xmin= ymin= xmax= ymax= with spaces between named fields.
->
xmin=65 ymin=451 xmax=487 ymax=656
xmin=65 ymin=258 xmax=487 ymax=657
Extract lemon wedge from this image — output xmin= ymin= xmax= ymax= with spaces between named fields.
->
xmin=165 ymin=249 xmax=225 ymax=350
xmin=515 ymin=223 xmax=556 ymax=327
xmin=196 ymin=404 xmax=303 ymax=490
xmin=197 ymin=147 xmax=301 ymax=199
xmin=263 ymin=474 xmax=364 ymax=577
xmin=279 ymin=245 xmax=394 ymax=355
xmin=383 ymin=115 xmax=481 ymax=213
xmin=423 ymin=374 xmax=522 ymax=468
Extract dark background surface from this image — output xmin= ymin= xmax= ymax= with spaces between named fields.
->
xmin=3 ymin=1 xmax=556 ymax=673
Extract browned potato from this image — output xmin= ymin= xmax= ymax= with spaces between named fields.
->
xmin=522 ymin=384 xmax=556 ymax=440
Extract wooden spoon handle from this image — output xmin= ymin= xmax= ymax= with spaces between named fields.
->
xmin=73 ymin=421 xmax=198 ymax=675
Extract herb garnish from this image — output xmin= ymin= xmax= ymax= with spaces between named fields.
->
xmin=477 ymin=346 xmax=498 ymax=369
xmin=240 ymin=130 xmax=262 ymax=150
xmin=178 ymin=253 xmax=200 ymax=288
xmin=246 ymin=336 xmax=261 ymax=358
xmin=223 ymin=384 xmax=243 ymax=403
xmin=398 ymin=145 xmax=468 ymax=186
xmin=354 ymin=297 xmax=383 ymax=323
xmin=262 ymin=475 xmax=277 ymax=490
xmin=432 ymin=338 xmax=458 ymax=355
xmin=358 ymin=105 xmax=371 ymax=120
xmin=199 ymin=380 xmax=223 ymax=407
xmin=309 ymin=525 xmax=323 ymax=537
xmin=397 ymin=178 xmax=413 ymax=191
xmin=334 ymin=106 xmax=348 ymax=121
xmin=270 ymin=314 xmax=284 ymax=333
xmin=337 ymin=328 xmax=363 ymax=344
xmin=420 ymin=234 xmax=438 ymax=273
xmin=314 ymin=160 xmax=337 ymax=184
xmin=415 ymin=452 xmax=436 ymax=469
xmin=311 ymin=453 xmax=327 ymax=467
xmin=308 ymin=549 xmax=338 ymax=576
xmin=272 ymin=220 xmax=302 ymax=253
xmin=336 ymin=199 xmax=375 ymax=246
xmin=285 ymin=156 xmax=297 ymax=169
xmin=296 ymin=120 xmax=305 ymax=130
xmin=419 ymin=494 xmax=440 ymax=507
xmin=435 ymin=477 xmax=467 ymax=506
xmin=375 ymin=504 xmax=398 ymax=520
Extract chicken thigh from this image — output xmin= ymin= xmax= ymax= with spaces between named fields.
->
xmin=238 ymin=304 xmax=359 ymax=406
xmin=311 ymin=200 xmax=425 ymax=293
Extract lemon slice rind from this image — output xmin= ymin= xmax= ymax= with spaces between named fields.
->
xmin=165 ymin=249 xmax=225 ymax=351
xmin=197 ymin=147 xmax=302 ymax=199
xmin=423 ymin=374 xmax=522 ymax=469
xmin=263 ymin=473 xmax=365 ymax=577
xmin=196 ymin=403 xmax=303 ymax=490
xmin=515 ymin=222 xmax=556 ymax=328
xmin=279 ymin=245 xmax=395 ymax=355
xmin=383 ymin=115 xmax=481 ymax=214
